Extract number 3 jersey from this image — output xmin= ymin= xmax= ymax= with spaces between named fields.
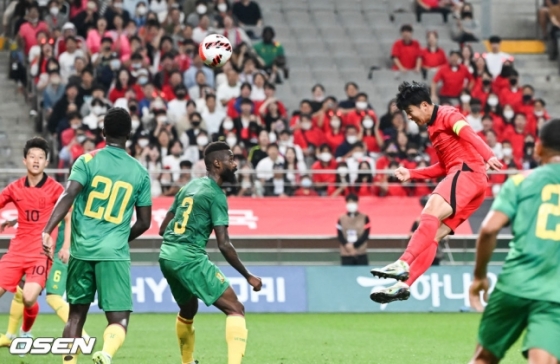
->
xmin=0 ymin=174 xmax=63 ymax=257
xmin=160 ymin=177 xmax=229 ymax=261
xmin=69 ymin=146 xmax=152 ymax=261
xmin=492 ymin=163 xmax=560 ymax=304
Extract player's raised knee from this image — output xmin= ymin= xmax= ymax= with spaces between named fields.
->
xmin=422 ymin=194 xmax=453 ymax=220
xmin=22 ymin=293 xmax=37 ymax=307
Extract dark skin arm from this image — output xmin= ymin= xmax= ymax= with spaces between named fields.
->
xmin=214 ymin=225 xmax=251 ymax=279
xmin=159 ymin=211 xmax=175 ymax=236
xmin=129 ymin=205 xmax=152 ymax=242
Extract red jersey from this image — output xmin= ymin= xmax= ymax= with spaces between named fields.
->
xmin=411 ymin=105 xmax=494 ymax=178
xmin=0 ymin=174 xmax=64 ymax=257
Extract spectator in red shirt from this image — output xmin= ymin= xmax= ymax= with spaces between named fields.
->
xmin=421 ymin=30 xmax=447 ymax=78
xmin=314 ymin=96 xmax=338 ymax=132
xmin=379 ymin=160 xmax=408 ymax=197
xmin=344 ymin=92 xmax=377 ymax=130
xmin=108 ymin=67 xmax=144 ymax=103
xmin=498 ymin=69 xmax=522 ymax=108
xmin=501 ymin=113 xmax=528 ymax=162
xmin=352 ymin=161 xmax=375 ymax=197
xmin=18 ymin=4 xmax=50 ymax=56
xmin=324 ymin=113 xmax=345 ymax=152
xmin=361 ymin=114 xmax=384 ymax=153
xmin=471 ymin=70 xmax=493 ymax=107
xmin=328 ymin=162 xmax=351 ymax=197
xmin=431 ymin=50 xmax=473 ymax=103
xmin=293 ymin=114 xmax=325 ymax=157
xmin=492 ymin=61 xmax=514 ymax=95
xmin=311 ymin=144 xmax=337 ymax=196
xmin=289 ymin=100 xmax=314 ymax=129
xmin=500 ymin=140 xmax=521 ymax=169
xmin=391 ymin=24 xmax=421 ymax=72
xmin=409 ymin=159 xmax=435 ymax=197
xmin=477 ymin=114 xmax=494 ymax=141
xmin=293 ymin=175 xmax=319 ymax=197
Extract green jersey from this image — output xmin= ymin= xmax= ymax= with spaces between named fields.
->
xmin=492 ymin=163 xmax=560 ymax=304
xmin=68 ymin=146 xmax=152 ymax=261
xmin=160 ymin=177 xmax=229 ymax=261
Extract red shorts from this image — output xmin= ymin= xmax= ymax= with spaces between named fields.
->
xmin=433 ymin=166 xmax=487 ymax=232
xmin=0 ymin=253 xmax=51 ymax=292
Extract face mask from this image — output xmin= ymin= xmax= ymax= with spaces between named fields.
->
xmin=137 ymin=6 xmax=147 ymax=15
xmin=471 ymin=106 xmax=482 ymax=114
xmin=487 ymin=96 xmax=498 ymax=107
xmin=138 ymin=139 xmax=149 ymax=148
xmin=503 ymin=147 xmax=513 ymax=157
xmin=98 ymin=121 xmax=104 ymax=129
xmin=355 ymin=101 xmax=367 ymax=110
xmin=460 ymin=95 xmax=471 ymax=104
xmin=509 ymin=78 xmax=518 ymax=87
xmin=50 ymin=77 xmax=61 ymax=85
xmin=131 ymin=120 xmax=140 ymax=130
xmin=346 ymin=202 xmax=358 ymax=214
xmin=387 ymin=151 xmax=397 ymax=158
xmin=301 ymin=179 xmax=312 ymax=188
xmin=314 ymin=95 xmax=324 ymax=102
xmin=503 ymin=110 xmax=514 ymax=120
xmin=330 ymin=119 xmax=341 ymax=129
xmin=226 ymin=136 xmax=237 ymax=147
xmin=482 ymin=79 xmax=492 ymax=87
xmin=71 ymin=123 xmax=81 ymax=130
xmin=77 ymin=135 xmax=86 ymax=143
xmin=337 ymin=167 xmax=349 ymax=177
xmin=522 ymin=94 xmax=532 ymax=103
xmin=131 ymin=62 xmax=142 ymax=69
xmin=346 ymin=135 xmax=357 ymax=144
xmin=352 ymin=151 xmax=364 ymax=160
xmin=29 ymin=17 xmax=38 ymax=23
xmin=113 ymin=2 xmax=123 ymax=9
xmin=138 ymin=76 xmax=148 ymax=85
xmin=176 ymin=92 xmax=186 ymax=100
xmin=92 ymin=105 xmax=106 ymax=115
xmin=157 ymin=116 xmax=168 ymax=124
xmin=241 ymin=180 xmax=252 ymax=189
xmin=362 ymin=118 xmax=374 ymax=129
xmin=301 ymin=121 xmax=311 ymax=131
xmin=196 ymin=4 xmax=207 ymax=14
xmin=191 ymin=120 xmax=201 ymax=127
xmin=50 ymin=7 xmax=59 ymax=15
xmin=535 ymin=110 xmax=544 ymax=117
xmin=218 ymin=3 xmax=227 ymax=12
xmin=110 ymin=59 xmax=121 ymax=70
xmin=269 ymin=132 xmax=277 ymax=144
xmin=197 ymin=136 xmax=208 ymax=146
xmin=223 ymin=120 xmax=234 ymax=130
xmin=319 ymin=152 xmax=331 ymax=163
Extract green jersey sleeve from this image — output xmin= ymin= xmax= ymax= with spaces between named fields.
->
xmin=491 ymin=174 xmax=523 ymax=220
xmin=136 ymin=172 xmax=152 ymax=207
xmin=211 ymin=194 xmax=229 ymax=227
xmin=68 ymin=155 xmax=89 ymax=187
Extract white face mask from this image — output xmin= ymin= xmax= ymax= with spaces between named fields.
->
xmin=226 ymin=137 xmax=237 ymax=147
xmin=50 ymin=7 xmax=59 ymax=15
xmin=337 ymin=167 xmax=349 ymax=177
xmin=138 ymin=139 xmax=149 ymax=148
xmin=503 ymin=147 xmax=513 ymax=157
xmin=131 ymin=120 xmax=140 ymax=130
xmin=460 ymin=95 xmax=471 ymax=104
xmin=92 ymin=105 xmax=106 ymax=115
xmin=196 ymin=4 xmax=207 ymax=14
xmin=346 ymin=202 xmax=358 ymax=213
xmin=503 ymin=110 xmax=514 ymax=120
xmin=241 ymin=180 xmax=252 ymax=189
xmin=157 ymin=116 xmax=168 ymax=124
xmin=137 ymin=6 xmax=147 ymax=15
xmin=223 ymin=119 xmax=234 ymax=130
xmin=355 ymin=101 xmax=367 ymax=110
xmin=346 ymin=135 xmax=358 ymax=144
xmin=197 ymin=136 xmax=209 ymax=147
xmin=301 ymin=178 xmax=312 ymax=188
xmin=126 ymin=140 xmax=132 ymax=148
xmin=330 ymin=119 xmax=341 ymax=129
xmin=217 ymin=3 xmax=227 ymax=12
xmin=77 ymin=135 xmax=87 ymax=143
xmin=269 ymin=132 xmax=277 ymax=144
xmin=301 ymin=121 xmax=311 ymax=131
xmin=362 ymin=118 xmax=374 ymax=129
xmin=487 ymin=96 xmax=499 ymax=107
xmin=98 ymin=121 xmax=104 ymax=129
xmin=110 ymin=59 xmax=121 ymax=70
xmin=352 ymin=151 xmax=364 ymax=160
xmin=71 ymin=123 xmax=81 ymax=130
xmin=535 ymin=110 xmax=544 ymax=117
xmin=319 ymin=152 xmax=331 ymax=163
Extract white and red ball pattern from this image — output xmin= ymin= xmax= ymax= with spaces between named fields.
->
xmin=198 ymin=34 xmax=233 ymax=68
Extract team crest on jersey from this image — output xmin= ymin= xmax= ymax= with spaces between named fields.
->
xmin=216 ymin=272 xmax=225 ymax=283
xmin=38 ymin=197 xmax=46 ymax=209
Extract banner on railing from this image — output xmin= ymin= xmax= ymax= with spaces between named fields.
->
xmin=0 ymin=265 xmax=504 ymax=314
xmin=0 ymin=197 xmax=481 ymax=238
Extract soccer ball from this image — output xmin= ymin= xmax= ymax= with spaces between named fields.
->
xmin=199 ymin=34 xmax=233 ymax=68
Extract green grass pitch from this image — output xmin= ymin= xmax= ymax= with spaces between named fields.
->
xmin=0 ymin=313 xmax=526 ymax=364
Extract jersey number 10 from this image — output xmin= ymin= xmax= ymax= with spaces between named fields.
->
xmin=174 ymin=197 xmax=194 ymax=234
xmin=536 ymin=184 xmax=560 ymax=241
xmin=84 ymin=176 xmax=133 ymax=224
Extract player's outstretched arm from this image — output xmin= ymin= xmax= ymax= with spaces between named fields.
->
xmin=129 ymin=206 xmax=152 ymax=242
xmin=158 ymin=211 xmax=175 ymax=236
xmin=453 ymin=121 xmax=503 ymax=170
xmin=59 ymin=212 xmax=72 ymax=263
xmin=406 ymin=162 xmax=446 ymax=180
xmin=214 ymin=225 xmax=262 ymax=291
xmin=469 ymin=210 xmax=509 ymax=311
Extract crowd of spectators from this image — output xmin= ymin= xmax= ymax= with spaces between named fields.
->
xmin=6 ymin=0 xmax=554 ymax=199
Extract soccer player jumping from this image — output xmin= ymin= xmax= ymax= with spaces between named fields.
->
xmin=468 ymin=119 xmax=560 ymax=364
xmin=0 ymin=138 xmax=64 ymax=345
xmin=370 ymin=81 xmax=502 ymax=303
xmin=158 ymin=141 xmax=262 ymax=364
xmin=42 ymin=108 xmax=153 ymax=364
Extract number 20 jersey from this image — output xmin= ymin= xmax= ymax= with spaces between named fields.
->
xmin=69 ymin=146 xmax=152 ymax=261
xmin=492 ymin=163 xmax=560 ymax=304
xmin=0 ymin=174 xmax=63 ymax=258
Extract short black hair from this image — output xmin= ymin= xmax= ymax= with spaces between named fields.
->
xmin=67 ymin=111 xmax=82 ymax=121
xmin=180 ymin=160 xmax=193 ymax=169
xmin=240 ymin=82 xmax=252 ymax=91
xmin=312 ymin=83 xmax=325 ymax=92
xmin=356 ymin=92 xmax=368 ymax=100
xmin=104 ymin=107 xmax=131 ymax=138
xmin=345 ymin=82 xmax=358 ymax=91
xmin=396 ymin=81 xmax=432 ymax=111
xmin=540 ymin=119 xmax=560 ymax=153
xmin=400 ymin=24 xmax=413 ymax=33
xmin=267 ymin=143 xmax=279 ymax=151
xmin=489 ymin=35 xmax=501 ymax=44
xmin=24 ymin=137 xmax=49 ymax=158
xmin=203 ymin=141 xmax=230 ymax=168
xmin=345 ymin=193 xmax=358 ymax=203
xmin=449 ymin=50 xmax=461 ymax=57
xmin=101 ymin=36 xmax=113 ymax=44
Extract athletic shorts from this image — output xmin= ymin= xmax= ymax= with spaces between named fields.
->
xmin=433 ymin=163 xmax=487 ymax=232
xmin=478 ymin=288 xmax=560 ymax=361
xmin=0 ymin=253 xmax=51 ymax=292
xmin=66 ymin=257 xmax=133 ymax=312
xmin=46 ymin=257 xmax=68 ymax=296
xmin=159 ymin=257 xmax=230 ymax=306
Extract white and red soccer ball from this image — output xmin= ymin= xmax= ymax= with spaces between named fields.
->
xmin=198 ymin=34 xmax=233 ymax=68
